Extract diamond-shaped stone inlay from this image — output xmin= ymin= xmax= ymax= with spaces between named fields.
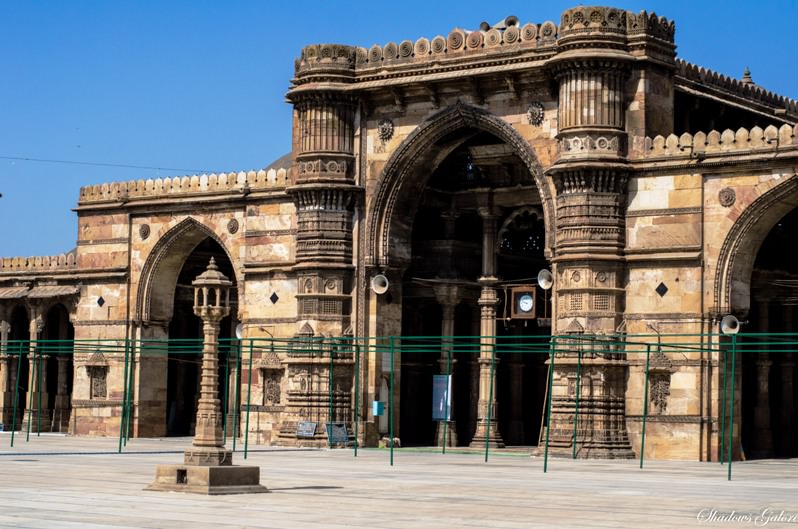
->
xmin=269 ymin=292 xmax=279 ymax=304
xmin=655 ymin=283 xmax=668 ymax=297
xmin=97 ymin=296 xmax=105 ymax=307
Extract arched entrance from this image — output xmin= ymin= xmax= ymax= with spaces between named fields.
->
xmin=744 ymin=208 xmax=798 ymax=458
xmin=166 ymin=238 xmax=236 ymax=436
xmin=715 ymin=175 xmax=798 ymax=459
xmin=7 ymin=306 xmax=30 ymax=430
xmin=136 ymin=218 xmax=239 ymax=437
xmin=42 ymin=303 xmax=74 ymax=432
xmin=368 ymin=105 xmax=553 ymax=447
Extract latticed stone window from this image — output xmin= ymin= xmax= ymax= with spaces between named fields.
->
xmin=88 ymin=366 xmax=107 ymax=399
xmin=321 ymin=299 xmax=338 ymax=315
xmin=570 ymin=293 xmax=583 ymax=311
xmin=593 ymin=294 xmax=610 ymax=311
xmin=300 ymin=298 xmax=317 ymax=315
xmin=262 ymin=372 xmax=281 ymax=406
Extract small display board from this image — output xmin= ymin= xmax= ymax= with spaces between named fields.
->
xmin=432 ymin=374 xmax=452 ymax=421
xmin=296 ymin=421 xmax=317 ymax=438
xmin=326 ymin=422 xmax=349 ymax=444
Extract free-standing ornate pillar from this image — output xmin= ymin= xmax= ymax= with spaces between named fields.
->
xmin=752 ymin=299 xmax=773 ymax=457
xmin=433 ymin=285 xmax=458 ymax=447
xmin=148 ymin=258 xmax=266 ymax=494
xmin=470 ymin=207 xmax=504 ymax=448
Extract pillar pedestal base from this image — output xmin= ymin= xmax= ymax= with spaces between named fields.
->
xmin=147 ymin=464 xmax=268 ymax=495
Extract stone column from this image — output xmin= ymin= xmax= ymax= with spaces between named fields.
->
xmin=52 ymin=355 xmax=71 ymax=432
xmin=470 ymin=208 xmax=504 ymax=447
xmin=0 ymin=320 xmax=9 ymax=426
xmin=225 ymin=346 xmax=240 ymax=437
xmin=27 ymin=316 xmax=50 ymax=431
xmin=544 ymin=17 xmax=637 ymax=457
xmin=433 ymin=285 xmax=458 ymax=447
xmin=751 ymin=299 xmax=773 ymax=457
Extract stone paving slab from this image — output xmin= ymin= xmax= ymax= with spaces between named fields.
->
xmin=1 ymin=434 xmax=797 ymax=528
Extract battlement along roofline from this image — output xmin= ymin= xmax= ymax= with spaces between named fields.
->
xmin=291 ymin=7 xmax=675 ymax=84
xmin=0 ymin=250 xmax=78 ymax=273
xmin=633 ymin=123 xmax=798 ymax=161
xmin=77 ymin=168 xmax=289 ymax=205
xmin=675 ymin=59 xmax=798 ymax=120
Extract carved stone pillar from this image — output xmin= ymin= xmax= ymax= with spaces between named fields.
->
xmin=543 ymin=17 xmax=635 ymax=458
xmin=184 ymin=261 xmax=232 ymax=465
xmin=433 ymin=285 xmax=458 ymax=447
xmin=150 ymin=258 xmax=265 ymax=494
xmin=470 ymin=209 xmax=504 ymax=448
xmin=285 ymin=89 xmax=362 ymax=443
xmin=27 ymin=316 xmax=50 ymax=431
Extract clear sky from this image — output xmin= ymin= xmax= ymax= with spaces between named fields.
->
xmin=1 ymin=0 xmax=796 ymax=257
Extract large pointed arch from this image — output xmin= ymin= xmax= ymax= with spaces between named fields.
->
xmin=714 ymin=175 xmax=798 ymax=315
xmin=366 ymin=102 xmax=554 ymax=268
xmin=135 ymin=217 xmax=237 ymax=323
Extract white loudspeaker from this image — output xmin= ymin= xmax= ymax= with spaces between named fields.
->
xmin=371 ymin=274 xmax=390 ymax=295
xmin=720 ymin=315 xmax=740 ymax=335
xmin=537 ymin=269 xmax=554 ymax=291
xmin=235 ymin=323 xmax=244 ymax=339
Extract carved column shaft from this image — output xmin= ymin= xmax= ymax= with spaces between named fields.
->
xmin=470 ymin=210 xmax=503 ymax=448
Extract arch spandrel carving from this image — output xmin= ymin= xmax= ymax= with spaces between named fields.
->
xmin=135 ymin=217 xmax=238 ymax=324
xmin=366 ymin=102 xmax=554 ymax=269
xmin=714 ymin=174 xmax=798 ymax=316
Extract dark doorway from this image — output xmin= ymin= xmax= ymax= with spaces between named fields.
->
xmin=745 ymin=207 xmax=798 ymax=458
xmin=166 ymin=238 xmax=236 ymax=436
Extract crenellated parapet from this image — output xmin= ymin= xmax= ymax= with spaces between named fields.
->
xmin=77 ymin=169 xmax=288 ymax=205
xmin=636 ymin=124 xmax=798 ymax=159
xmin=0 ymin=251 xmax=77 ymax=273
xmin=676 ymin=60 xmax=798 ymax=116
xmin=293 ymin=16 xmax=559 ymax=82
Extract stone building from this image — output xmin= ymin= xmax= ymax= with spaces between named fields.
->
xmin=1 ymin=5 xmax=797 ymax=461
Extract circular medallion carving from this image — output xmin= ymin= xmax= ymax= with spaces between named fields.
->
xmin=485 ymin=28 xmax=502 ymax=47
xmin=596 ymin=271 xmax=607 ymax=283
xmin=227 ymin=218 xmax=239 ymax=234
xmin=325 ymin=279 xmax=337 ymax=292
xmin=139 ymin=224 xmax=150 ymax=240
xmin=377 ymin=119 xmax=394 ymax=142
xmin=719 ymin=187 xmax=736 ymax=207
xmin=399 ymin=40 xmax=414 ymax=58
xmin=383 ymin=42 xmax=398 ymax=60
xmin=503 ymin=26 xmax=520 ymax=44
xmin=415 ymin=38 xmax=430 ymax=56
xmin=466 ymin=31 xmax=483 ymax=49
xmin=369 ymin=45 xmax=382 ymax=63
xmin=571 ymin=271 xmax=581 ymax=283
xmin=527 ymin=101 xmax=545 ymax=126
xmin=448 ymin=30 xmax=464 ymax=50
xmin=431 ymin=36 xmax=446 ymax=54
xmin=521 ymin=23 xmax=538 ymax=41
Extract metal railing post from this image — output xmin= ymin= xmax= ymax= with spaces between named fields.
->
xmin=571 ymin=344 xmax=582 ymax=459
xmin=543 ymin=337 xmax=556 ymax=473
xmin=389 ymin=336 xmax=395 ymax=467
xmin=640 ymin=344 xmax=651 ymax=469
xmin=244 ymin=338 xmax=254 ymax=459
xmin=727 ymin=334 xmax=737 ymax=481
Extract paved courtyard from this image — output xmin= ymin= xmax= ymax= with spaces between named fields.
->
xmin=0 ymin=434 xmax=796 ymax=528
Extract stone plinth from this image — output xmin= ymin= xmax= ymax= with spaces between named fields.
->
xmin=147 ymin=464 xmax=267 ymax=495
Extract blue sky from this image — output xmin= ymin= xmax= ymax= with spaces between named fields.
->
xmin=1 ymin=0 xmax=796 ymax=257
